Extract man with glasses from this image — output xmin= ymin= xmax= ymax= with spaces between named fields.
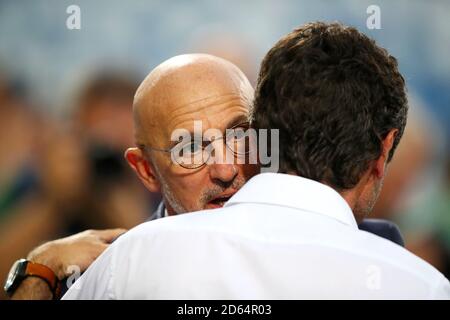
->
xmin=5 ymin=54 xmax=261 ymax=300
xmin=123 ymin=53 xmax=259 ymax=216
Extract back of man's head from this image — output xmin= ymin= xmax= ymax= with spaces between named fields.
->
xmin=253 ymin=22 xmax=408 ymax=192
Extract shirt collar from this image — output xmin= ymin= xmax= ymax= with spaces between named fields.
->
xmin=225 ymin=173 xmax=358 ymax=229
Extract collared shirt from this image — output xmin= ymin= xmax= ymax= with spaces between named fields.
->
xmin=63 ymin=173 xmax=450 ymax=299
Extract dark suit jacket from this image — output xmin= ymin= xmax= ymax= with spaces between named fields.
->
xmin=358 ymin=218 xmax=405 ymax=247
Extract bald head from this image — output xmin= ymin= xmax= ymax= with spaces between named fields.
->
xmin=133 ymin=54 xmax=254 ymax=146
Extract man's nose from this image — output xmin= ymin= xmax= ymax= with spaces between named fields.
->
xmin=208 ymin=163 xmax=238 ymax=184
xmin=207 ymin=139 xmax=238 ymax=183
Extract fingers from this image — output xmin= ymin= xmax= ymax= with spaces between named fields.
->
xmin=89 ymin=242 xmax=109 ymax=258
xmin=94 ymin=228 xmax=127 ymax=243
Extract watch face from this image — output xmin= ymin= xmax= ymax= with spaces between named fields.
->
xmin=4 ymin=259 xmax=27 ymax=295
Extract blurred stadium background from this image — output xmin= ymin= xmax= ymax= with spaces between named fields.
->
xmin=0 ymin=0 xmax=449 ymax=298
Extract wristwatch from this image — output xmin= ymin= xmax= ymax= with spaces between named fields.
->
xmin=4 ymin=259 xmax=61 ymax=299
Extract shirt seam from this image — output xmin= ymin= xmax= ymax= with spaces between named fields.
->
xmin=106 ymin=246 xmax=117 ymax=300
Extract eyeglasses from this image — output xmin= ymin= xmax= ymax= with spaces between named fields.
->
xmin=139 ymin=122 xmax=255 ymax=169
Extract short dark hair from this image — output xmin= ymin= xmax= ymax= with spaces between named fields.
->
xmin=253 ymin=22 xmax=408 ymax=190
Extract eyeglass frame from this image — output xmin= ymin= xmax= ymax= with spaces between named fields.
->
xmin=138 ymin=121 xmax=254 ymax=169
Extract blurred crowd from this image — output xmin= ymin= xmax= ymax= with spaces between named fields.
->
xmin=372 ymin=100 xmax=450 ymax=278
xmin=0 ymin=69 xmax=160 ymax=298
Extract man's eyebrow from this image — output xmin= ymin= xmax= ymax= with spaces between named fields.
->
xmin=225 ymin=115 xmax=249 ymax=129
xmin=168 ymin=131 xmax=198 ymax=149
xmin=167 ymin=116 xmax=249 ymax=148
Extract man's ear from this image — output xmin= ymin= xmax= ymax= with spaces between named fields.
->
xmin=125 ymin=147 xmax=161 ymax=193
xmin=374 ymin=129 xmax=398 ymax=179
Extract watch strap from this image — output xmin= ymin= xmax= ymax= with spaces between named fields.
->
xmin=25 ymin=261 xmax=61 ymax=299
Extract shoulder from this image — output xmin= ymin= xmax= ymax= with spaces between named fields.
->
xmin=354 ymin=227 xmax=447 ymax=288
xmin=110 ymin=208 xmax=230 ymax=252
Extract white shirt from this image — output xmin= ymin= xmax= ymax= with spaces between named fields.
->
xmin=63 ymin=173 xmax=450 ymax=299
